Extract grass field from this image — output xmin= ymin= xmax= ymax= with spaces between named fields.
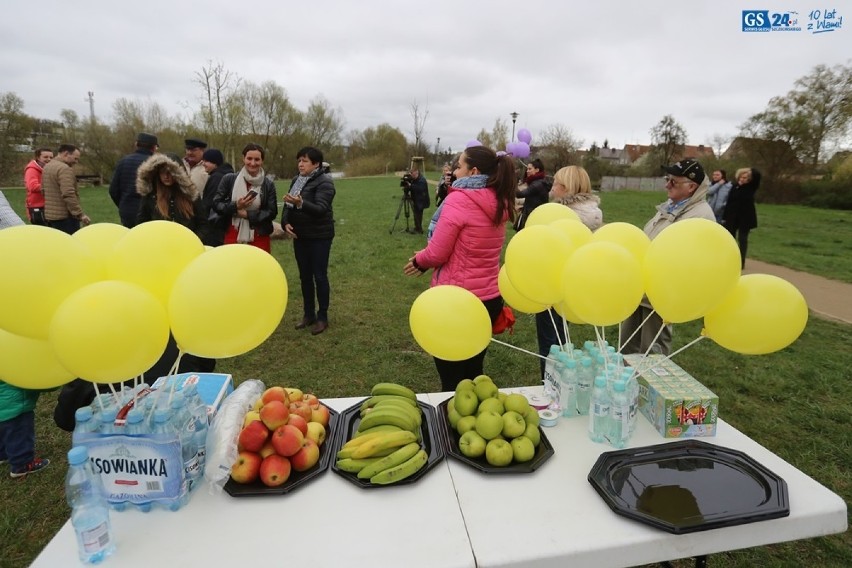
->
xmin=1 ymin=178 xmax=850 ymax=567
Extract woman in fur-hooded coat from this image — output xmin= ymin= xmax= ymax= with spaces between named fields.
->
xmin=135 ymin=153 xmax=207 ymax=237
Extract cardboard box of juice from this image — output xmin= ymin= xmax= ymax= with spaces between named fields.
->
xmin=623 ymin=354 xmax=718 ymax=438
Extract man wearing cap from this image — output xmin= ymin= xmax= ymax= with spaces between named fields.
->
xmin=109 ymin=133 xmax=159 ymax=228
xmin=184 ymin=138 xmax=209 ymax=195
xmin=199 ymin=148 xmax=234 ymax=246
xmin=619 ymin=158 xmax=715 ymax=355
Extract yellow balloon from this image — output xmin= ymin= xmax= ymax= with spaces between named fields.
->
xmin=409 ymin=285 xmax=491 ymax=361
xmin=704 ymin=274 xmax=808 ymax=355
xmin=169 ymin=244 xmax=288 ymax=358
xmin=550 ymin=219 xmax=592 ymax=247
xmin=0 ymin=225 xmax=100 ymax=339
xmin=643 ymin=219 xmax=741 ymax=323
xmin=525 ymin=202 xmax=580 ymax=227
xmin=0 ymin=329 xmax=75 ymax=389
xmin=552 ymin=301 xmax=586 ymax=325
xmin=108 ymin=220 xmax=205 ymax=306
xmin=498 ymin=266 xmax=547 ymax=314
xmin=504 ymin=224 xmax=578 ymax=305
xmin=562 ymin=242 xmax=644 ymax=326
xmin=591 ymin=222 xmax=651 ymax=264
xmin=73 ymin=223 xmax=130 ymax=278
xmin=49 ymin=281 xmax=170 ymax=384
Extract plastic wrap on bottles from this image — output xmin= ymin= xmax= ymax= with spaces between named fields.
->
xmin=204 ymin=379 xmax=265 ymax=494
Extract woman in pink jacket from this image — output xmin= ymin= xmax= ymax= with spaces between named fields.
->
xmin=404 ymin=145 xmax=517 ymax=390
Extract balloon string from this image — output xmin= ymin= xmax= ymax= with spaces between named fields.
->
xmin=107 ymin=382 xmax=121 ymax=406
xmin=624 ymin=335 xmax=706 ymax=383
xmin=641 ymin=322 xmax=667 ymax=359
xmin=93 ymin=383 xmax=105 ymax=412
xmin=490 ymin=338 xmax=549 ymax=361
xmin=547 ymin=309 xmax=563 ymax=351
xmin=167 ymin=350 xmax=186 ymax=407
xmin=666 ymin=335 xmax=705 ymax=360
xmin=563 ymin=318 xmax=572 ymax=356
xmin=147 ymin=349 xmax=185 ymax=423
xmin=618 ymin=309 xmax=658 ymax=353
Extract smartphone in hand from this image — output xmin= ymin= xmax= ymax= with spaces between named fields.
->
xmin=246 ymin=190 xmax=258 ymax=199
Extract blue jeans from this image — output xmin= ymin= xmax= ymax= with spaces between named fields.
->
xmin=536 ymin=308 xmax=567 ymax=380
xmin=293 ymin=238 xmax=333 ymax=322
xmin=47 ymin=217 xmax=81 ymax=235
xmin=0 ymin=411 xmax=35 ymax=470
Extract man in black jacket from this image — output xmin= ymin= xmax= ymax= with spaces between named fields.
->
xmin=109 ymin=133 xmax=158 ymax=227
xmin=200 ymin=148 xmax=234 ymax=246
xmin=407 ymin=169 xmax=430 ymax=234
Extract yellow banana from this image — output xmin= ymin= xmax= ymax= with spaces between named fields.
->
xmin=373 ymin=399 xmax=422 ymax=426
xmin=360 ymin=395 xmax=418 ymax=413
xmin=351 ymin=430 xmax=418 ymax=459
xmin=357 ymin=442 xmax=422 ymax=480
xmin=341 ymin=430 xmax=392 ymax=450
xmin=354 ymin=424 xmax=404 ymax=438
xmin=357 ymin=406 xmax=417 ymax=433
xmin=369 ymin=449 xmax=428 ymax=485
xmin=371 ymin=382 xmax=417 ymax=401
xmin=335 ymin=457 xmax=381 ymax=473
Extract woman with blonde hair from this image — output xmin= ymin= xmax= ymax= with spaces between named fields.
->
xmin=136 ymin=154 xmax=207 ymax=236
xmin=550 ymin=165 xmax=602 ymax=230
xmin=723 ymin=167 xmax=761 ymax=268
xmin=535 ymin=165 xmax=603 ymax=379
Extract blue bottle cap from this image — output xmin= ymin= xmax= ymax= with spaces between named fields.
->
xmin=68 ymin=446 xmax=89 ymax=465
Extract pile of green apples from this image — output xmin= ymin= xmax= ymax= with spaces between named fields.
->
xmin=446 ymin=375 xmax=541 ymax=467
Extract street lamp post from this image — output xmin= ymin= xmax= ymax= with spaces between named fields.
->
xmin=510 ymin=112 xmax=519 ymax=141
xmin=436 ymin=137 xmax=441 ymax=166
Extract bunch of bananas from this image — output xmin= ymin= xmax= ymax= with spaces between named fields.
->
xmin=336 ymin=383 xmax=428 ymax=485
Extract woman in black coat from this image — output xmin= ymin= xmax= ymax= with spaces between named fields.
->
xmin=514 ymin=159 xmax=551 ymax=231
xmin=723 ymin=167 xmax=761 ymax=268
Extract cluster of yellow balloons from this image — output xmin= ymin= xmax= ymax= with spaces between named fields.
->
xmin=0 ymin=223 xmax=287 ymax=390
xmin=408 ymin=204 xmax=808 ymax=361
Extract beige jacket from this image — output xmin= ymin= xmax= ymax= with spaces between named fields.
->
xmin=42 ymin=160 xmax=84 ymax=220
xmin=643 ymin=181 xmax=715 ymax=239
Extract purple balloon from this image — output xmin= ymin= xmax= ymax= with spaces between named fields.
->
xmin=514 ymin=141 xmax=531 ymax=159
xmin=505 ymin=142 xmax=518 ymax=155
xmin=517 ymin=128 xmax=532 ymax=144
xmin=466 ymin=139 xmax=482 ymax=148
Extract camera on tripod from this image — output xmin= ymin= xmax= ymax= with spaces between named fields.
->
xmin=400 ymin=173 xmax=414 ymax=192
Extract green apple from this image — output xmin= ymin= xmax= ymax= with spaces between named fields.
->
xmin=511 ymin=436 xmax=536 ymax=463
xmin=501 ymin=410 xmax=527 ymax=439
xmin=523 ymin=422 xmax=541 ymax=447
xmin=472 ymin=374 xmax=493 ymax=386
xmin=497 ymin=391 xmax=508 ymax=402
xmin=504 ymin=393 xmax=531 ymax=416
xmin=473 ymin=381 xmax=498 ymax=402
xmin=455 ymin=379 xmax=475 ymax=392
xmin=458 ymin=430 xmax=487 ymax=458
xmin=456 ymin=415 xmax=477 ymax=435
xmin=475 ymin=410 xmax=503 ymax=440
xmin=524 ymin=406 xmax=541 ymax=427
xmin=485 ymin=438 xmax=514 ymax=467
xmin=454 ymin=389 xmax=479 ymax=416
xmin=478 ymin=397 xmax=504 ymax=416
xmin=447 ymin=399 xmax=461 ymax=429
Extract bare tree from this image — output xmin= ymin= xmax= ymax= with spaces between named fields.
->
xmin=538 ymin=124 xmax=583 ymax=169
xmin=303 ymin=96 xmax=344 ymax=149
xmin=650 ymin=115 xmax=687 ymax=166
xmin=410 ymin=99 xmax=429 ymax=156
xmin=194 ymin=60 xmax=245 ymax=156
xmin=710 ymin=133 xmax=731 ymax=158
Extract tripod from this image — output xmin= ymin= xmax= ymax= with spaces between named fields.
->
xmin=389 ymin=191 xmax=414 ymax=234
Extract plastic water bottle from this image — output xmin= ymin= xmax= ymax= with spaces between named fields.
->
xmin=98 ymin=408 xmax=118 ymax=435
xmin=588 ymin=376 xmax=610 ymax=443
xmin=558 ymin=355 xmax=578 ymax=418
xmin=543 ymin=345 xmax=561 ymax=404
xmin=171 ymin=395 xmax=200 ymax=494
xmin=66 ymin=446 xmax=116 ymax=564
xmin=72 ymin=407 xmax=97 ymax=447
xmin=609 ymin=380 xmax=630 ymax=449
xmin=577 ymin=356 xmax=594 ymax=416
xmin=624 ymin=369 xmax=640 ymax=435
xmin=125 ymin=409 xmax=146 ymax=435
xmin=151 ymin=409 xmax=185 ymax=511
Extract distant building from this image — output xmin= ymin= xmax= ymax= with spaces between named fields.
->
xmin=623 ymin=143 xmax=715 ymax=164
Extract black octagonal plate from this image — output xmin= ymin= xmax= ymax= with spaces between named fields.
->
xmin=224 ymin=407 xmax=339 ymax=497
xmin=588 ymin=439 xmax=789 ymax=534
xmin=331 ymin=398 xmax=445 ymax=488
xmin=436 ymin=398 xmax=554 ymax=474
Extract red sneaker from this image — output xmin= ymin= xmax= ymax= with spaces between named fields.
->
xmin=10 ymin=458 xmax=50 ymax=478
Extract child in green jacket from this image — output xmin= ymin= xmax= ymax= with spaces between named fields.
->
xmin=0 ymin=380 xmax=50 ymax=478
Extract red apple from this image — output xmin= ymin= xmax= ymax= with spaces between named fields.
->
xmin=306 ymin=421 xmax=327 ymax=446
xmin=311 ymin=404 xmax=330 ymax=427
xmin=290 ymin=438 xmax=320 ymax=472
xmin=303 ymin=393 xmax=320 ymax=409
xmin=261 ymin=386 xmax=289 ymax=406
xmin=259 ymin=454 xmax=291 ymax=487
xmin=284 ymin=387 xmax=303 ymax=402
xmin=271 ymin=424 xmax=304 ymax=457
xmin=287 ymin=413 xmax=308 ymax=435
xmin=259 ymin=441 xmax=276 ymax=459
xmin=230 ymin=451 xmax=262 ymax=484
xmin=259 ymin=400 xmax=290 ymax=430
xmin=289 ymin=401 xmax=313 ymax=422
xmin=238 ymin=420 xmax=269 ymax=453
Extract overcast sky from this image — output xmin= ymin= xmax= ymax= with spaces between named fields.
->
xmin=2 ymin=0 xmax=849 ymax=154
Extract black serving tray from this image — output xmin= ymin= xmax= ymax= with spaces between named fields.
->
xmin=224 ymin=407 xmax=339 ymax=497
xmin=588 ymin=439 xmax=789 ymax=534
xmin=330 ymin=398 xmax=446 ymax=488
xmin=436 ymin=398 xmax=554 ymax=474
